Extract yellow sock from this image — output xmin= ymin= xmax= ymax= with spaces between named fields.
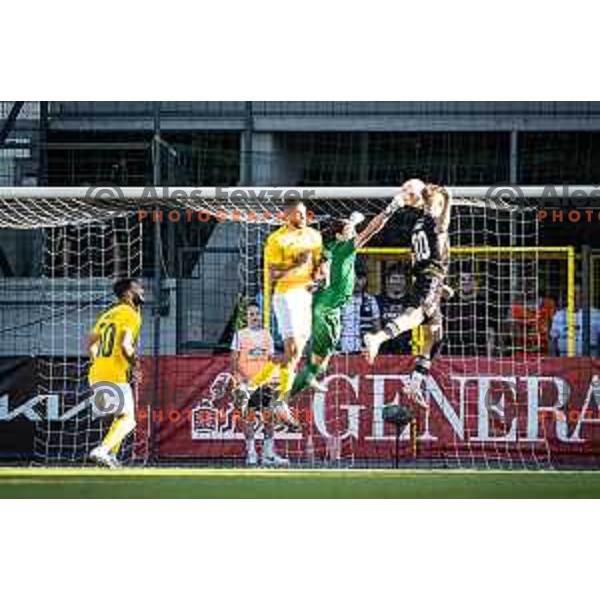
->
xmin=278 ymin=366 xmax=294 ymax=397
xmin=110 ymin=439 xmax=123 ymax=456
xmin=102 ymin=415 xmax=135 ymax=454
xmin=250 ymin=360 xmax=279 ymax=388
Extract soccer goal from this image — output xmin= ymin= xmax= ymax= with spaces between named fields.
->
xmin=0 ymin=186 xmax=576 ymax=468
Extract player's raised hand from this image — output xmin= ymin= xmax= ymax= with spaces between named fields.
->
xmin=385 ymin=192 xmax=406 ymax=215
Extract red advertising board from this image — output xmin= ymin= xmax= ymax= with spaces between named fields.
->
xmin=140 ymin=356 xmax=600 ymax=463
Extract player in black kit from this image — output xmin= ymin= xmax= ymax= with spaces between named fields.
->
xmin=363 ymin=180 xmax=452 ymax=407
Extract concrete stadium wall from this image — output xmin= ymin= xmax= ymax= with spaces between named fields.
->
xmin=47 ymin=101 xmax=600 ymax=132
xmin=0 ymin=278 xmax=178 ymax=357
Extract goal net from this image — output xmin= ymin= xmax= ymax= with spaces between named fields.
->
xmin=0 ymin=186 xmax=571 ymax=467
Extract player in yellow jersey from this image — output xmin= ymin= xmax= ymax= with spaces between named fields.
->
xmin=88 ymin=278 xmax=144 ymax=468
xmin=234 ymin=197 xmax=322 ymax=427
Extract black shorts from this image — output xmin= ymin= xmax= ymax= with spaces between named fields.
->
xmin=248 ymin=386 xmax=276 ymax=410
xmin=403 ymin=270 xmax=444 ymax=322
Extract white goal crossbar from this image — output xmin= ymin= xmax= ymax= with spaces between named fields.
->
xmin=0 ymin=185 xmax=598 ymax=201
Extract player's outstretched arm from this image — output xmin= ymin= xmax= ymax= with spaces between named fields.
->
xmin=354 ymin=212 xmax=390 ymax=249
xmin=122 ymin=327 xmax=142 ymax=383
xmin=121 ymin=328 xmax=136 ymax=359
xmin=438 ymin=187 xmax=452 ymax=233
xmin=354 ymin=194 xmax=406 ymax=249
xmin=87 ymin=331 xmax=100 ymax=361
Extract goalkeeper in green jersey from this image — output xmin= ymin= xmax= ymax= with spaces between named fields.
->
xmin=289 ymin=198 xmax=403 ymax=398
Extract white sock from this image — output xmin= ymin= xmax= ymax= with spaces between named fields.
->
xmin=411 ymin=371 xmax=425 ymax=386
xmin=263 ymin=437 xmax=274 ymax=458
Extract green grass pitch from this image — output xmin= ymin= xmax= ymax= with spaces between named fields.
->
xmin=1 ymin=468 xmax=600 ymax=498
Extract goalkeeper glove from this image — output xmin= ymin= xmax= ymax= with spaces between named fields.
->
xmin=441 ymin=283 xmax=455 ymax=301
xmin=349 ymin=211 xmax=365 ymax=227
xmin=384 ymin=193 xmax=405 ymax=216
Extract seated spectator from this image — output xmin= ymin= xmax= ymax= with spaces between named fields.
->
xmin=376 ymin=265 xmax=412 ymax=355
xmin=340 ymin=270 xmax=380 ymax=353
xmin=550 ymin=285 xmax=600 ymax=356
xmin=507 ymin=285 xmax=556 ymax=357
xmin=445 ymin=271 xmax=498 ymax=356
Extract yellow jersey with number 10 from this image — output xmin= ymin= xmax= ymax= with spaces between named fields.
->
xmin=264 ymin=225 xmax=322 ymax=294
xmin=88 ymin=303 xmax=142 ymax=385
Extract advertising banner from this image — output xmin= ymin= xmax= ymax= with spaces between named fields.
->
xmin=146 ymin=355 xmax=600 ymax=462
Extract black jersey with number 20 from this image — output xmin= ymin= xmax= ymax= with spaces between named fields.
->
xmin=409 ymin=211 xmax=443 ymax=274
